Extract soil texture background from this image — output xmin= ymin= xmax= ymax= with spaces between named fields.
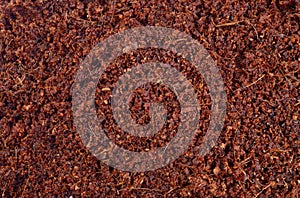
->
xmin=0 ymin=0 xmax=300 ymax=197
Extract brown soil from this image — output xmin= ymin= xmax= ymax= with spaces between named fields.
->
xmin=0 ymin=0 xmax=299 ymax=197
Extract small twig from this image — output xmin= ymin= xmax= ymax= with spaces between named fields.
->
xmin=244 ymin=74 xmax=265 ymax=88
xmin=15 ymin=148 xmax=18 ymax=160
xmin=68 ymin=15 xmax=97 ymax=24
xmin=2 ymin=183 xmax=7 ymax=197
xmin=234 ymin=74 xmax=265 ymax=92
xmin=255 ymin=182 xmax=272 ymax=198
xmin=287 ymin=74 xmax=300 ymax=83
xmin=295 ymin=101 xmax=300 ymax=106
xmin=278 ymin=68 xmax=292 ymax=87
xmin=239 ymin=156 xmax=251 ymax=165
xmin=21 ymin=169 xmax=30 ymax=197
xmin=119 ymin=187 xmax=163 ymax=192
xmin=163 ymin=140 xmax=171 ymax=154
xmin=246 ymin=20 xmax=259 ymax=40
xmin=293 ymin=13 xmax=300 ymax=18
xmin=110 ymin=0 xmax=116 ymax=24
xmin=215 ymin=20 xmax=244 ymax=27
xmin=164 ymin=187 xmax=180 ymax=197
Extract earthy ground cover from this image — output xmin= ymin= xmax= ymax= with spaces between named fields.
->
xmin=0 ymin=0 xmax=299 ymax=197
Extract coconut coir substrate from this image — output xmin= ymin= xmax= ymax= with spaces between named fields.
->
xmin=0 ymin=0 xmax=299 ymax=197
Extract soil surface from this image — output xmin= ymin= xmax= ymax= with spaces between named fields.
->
xmin=1 ymin=0 xmax=299 ymax=197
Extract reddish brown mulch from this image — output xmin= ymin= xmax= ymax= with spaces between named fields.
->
xmin=0 ymin=0 xmax=299 ymax=197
